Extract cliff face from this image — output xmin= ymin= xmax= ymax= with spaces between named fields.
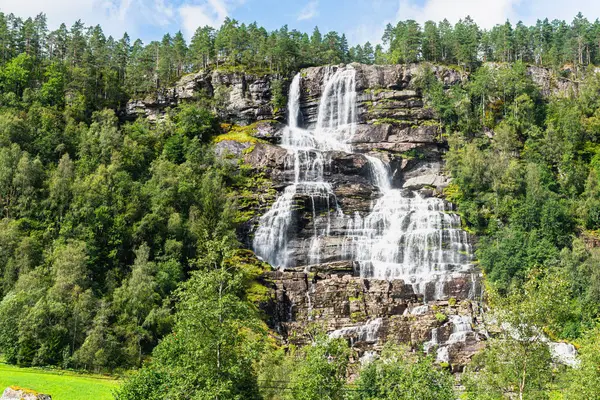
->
xmin=125 ymin=63 xmax=579 ymax=123
xmin=125 ymin=70 xmax=282 ymax=124
xmin=129 ymin=64 xmax=489 ymax=369
xmin=221 ymin=63 xmax=484 ymax=370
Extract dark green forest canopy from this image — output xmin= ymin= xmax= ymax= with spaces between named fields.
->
xmin=1 ymin=8 xmax=600 ymax=400
xmin=1 ymin=11 xmax=600 ymax=105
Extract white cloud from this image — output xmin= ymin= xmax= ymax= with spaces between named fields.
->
xmin=394 ymin=0 xmax=600 ymax=29
xmin=298 ymin=0 xmax=319 ymax=21
xmin=395 ymin=0 xmax=521 ymax=29
xmin=0 ymin=0 xmax=241 ymax=42
xmin=349 ymin=0 xmax=600 ymax=46
xmin=348 ymin=23 xmax=387 ymax=46
xmin=519 ymin=1 xmax=600 ymax=25
xmin=0 ymin=0 xmax=176 ymax=39
xmin=179 ymin=2 xmax=229 ymax=39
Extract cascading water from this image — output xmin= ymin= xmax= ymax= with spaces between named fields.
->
xmin=253 ymin=65 xmax=474 ymax=299
xmin=253 ymin=67 xmax=357 ymax=268
xmin=345 ymin=156 xmax=474 ymax=298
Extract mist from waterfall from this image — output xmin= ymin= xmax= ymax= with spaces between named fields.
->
xmin=253 ymin=65 xmax=474 ymax=299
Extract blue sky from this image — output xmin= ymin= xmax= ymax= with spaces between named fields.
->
xmin=1 ymin=0 xmax=599 ymax=46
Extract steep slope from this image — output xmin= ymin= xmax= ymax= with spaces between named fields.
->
xmin=125 ymin=62 xmax=579 ymax=370
xmin=234 ymin=64 xmax=485 ymax=369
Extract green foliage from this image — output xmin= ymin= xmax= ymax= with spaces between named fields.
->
xmin=116 ymin=241 xmax=266 ymax=400
xmin=173 ymin=103 xmax=219 ymax=143
xmin=433 ymin=57 xmax=600 ymax=344
xmin=564 ymin=327 xmax=600 ymax=399
xmin=214 ymin=123 xmax=269 ymax=145
xmin=434 ymin=312 xmax=447 ymax=323
xmin=462 ymin=271 xmax=574 ymax=399
xmin=271 ymin=79 xmax=287 ymax=111
xmin=1 ymin=53 xmax=32 ymax=96
xmin=285 ymin=335 xmax=350 ymax=400
xmin=0 ymin=60 xmax=250 ymax=372
xmin=351 ymin=345 xmax=455 ymax=400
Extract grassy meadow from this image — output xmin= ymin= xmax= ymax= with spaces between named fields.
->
xmin=0 ymin=362 xmax=120 ymax=400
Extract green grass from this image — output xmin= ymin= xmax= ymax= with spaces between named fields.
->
xmin=0 ymin=363 xmax=120 ymax=400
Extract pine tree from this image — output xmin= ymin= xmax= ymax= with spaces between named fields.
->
xmin=423 ymin=20 xmax=441 ymax=62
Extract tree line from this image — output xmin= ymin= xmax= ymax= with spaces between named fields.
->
xmin=384 ymin=13 xmax=600 ymax=69
xmin=3 ymin=11 xmax=600 ymax=113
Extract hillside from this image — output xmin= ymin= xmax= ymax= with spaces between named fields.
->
xmin=1 ymin=10 xmax=600 ymax=400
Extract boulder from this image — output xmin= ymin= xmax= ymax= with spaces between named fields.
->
xmin=243 ymin=143 xmax=289 ymax=172
xmin=403 ymin=174 xmax=451 ymax=190
xmin=214 ymin=140 xmax=252 ymax=159
xmin=1 ymin=387 xmax=51 ymax=400
xmin=253 ymin=121 xmax=286 ymax=142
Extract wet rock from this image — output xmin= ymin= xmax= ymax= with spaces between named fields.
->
xmin=327 ymin=152 xmax=371 ymax=176
xmin=261 ymin=267 xmax=485 ymax=368
xmin=205 ymin=63 xmax=486 ymax=370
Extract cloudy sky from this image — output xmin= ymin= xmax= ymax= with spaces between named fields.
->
xmin=1 ymin=0 xmax=599 ymax=45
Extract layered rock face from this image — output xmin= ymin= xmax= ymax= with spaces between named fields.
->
xmin=128 ymin=62 xmax=583 ymax=370
xmin=227 ymin=63 xmax=486 ymax=369
xmin=125 ymin=70 xmax=280 ymax=123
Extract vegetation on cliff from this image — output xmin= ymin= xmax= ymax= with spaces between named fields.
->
xmin=417 ymin=58 xmax=600 ymax=397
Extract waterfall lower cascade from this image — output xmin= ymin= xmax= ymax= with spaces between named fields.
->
xmin=253 ymin=65 xmax=475 ymax=300
xmin=346 ymin=156 xmax=474 ymax=298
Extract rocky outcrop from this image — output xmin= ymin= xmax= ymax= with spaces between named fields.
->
xmin=483 ymin=62 xmax=580 ymax=97
xmin=293 ymin=64 xmax=451 ymax=191
xmin=128 ymin=61 xmax=591 ymax=371
xmin=125 ymin=70 xmax=283 ymax=124
xmin=526 ymin=66 xmax=577 ymax=97
xmin=263 ymin=263 xmax=484 ymax=369
xmin=1 ymin=387 xmax=51 ymax=400
xmin=230 ymin=64 xmax=483 ymax=370
xmin=299 ymin=64 xmax=463 ymax=124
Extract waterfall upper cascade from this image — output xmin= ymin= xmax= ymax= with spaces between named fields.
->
xmin=253 ymin=65 xmax=475 ymax=300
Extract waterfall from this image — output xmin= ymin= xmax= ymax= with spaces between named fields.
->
xmin=424 ymin=314 xmax=475 ymax=363
xmin=329 ymin=318 xmax=383 ymax=345
xmin=344 ymin=154 xmax=473 ymax=298
xmin=253 ymin=68 xmax=357 ymax=268
xmin=253 ymin=65 xmax=474 ymax=300
xmin=347 ymin=188 xmax=474 ymax=297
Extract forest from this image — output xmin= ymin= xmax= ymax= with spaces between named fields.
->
xmin=1 ymin=8 xmax=600 ymax=399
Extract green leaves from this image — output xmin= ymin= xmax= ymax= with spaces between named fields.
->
xmin=285 ymin=335 xmax=350 ymax=400
xmin=0 ymin=53 xmax=32 ymax=96
xmin=352 ymin=345 xmax=455 ymax=400
xmin=116 ymin=243 xmax=266 ymax=400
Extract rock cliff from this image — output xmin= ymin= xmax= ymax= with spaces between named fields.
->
xmin=125 ymin=70 xmax=283 ymax=124
xmin=223 ymin=63 xmax=484 ymax=370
